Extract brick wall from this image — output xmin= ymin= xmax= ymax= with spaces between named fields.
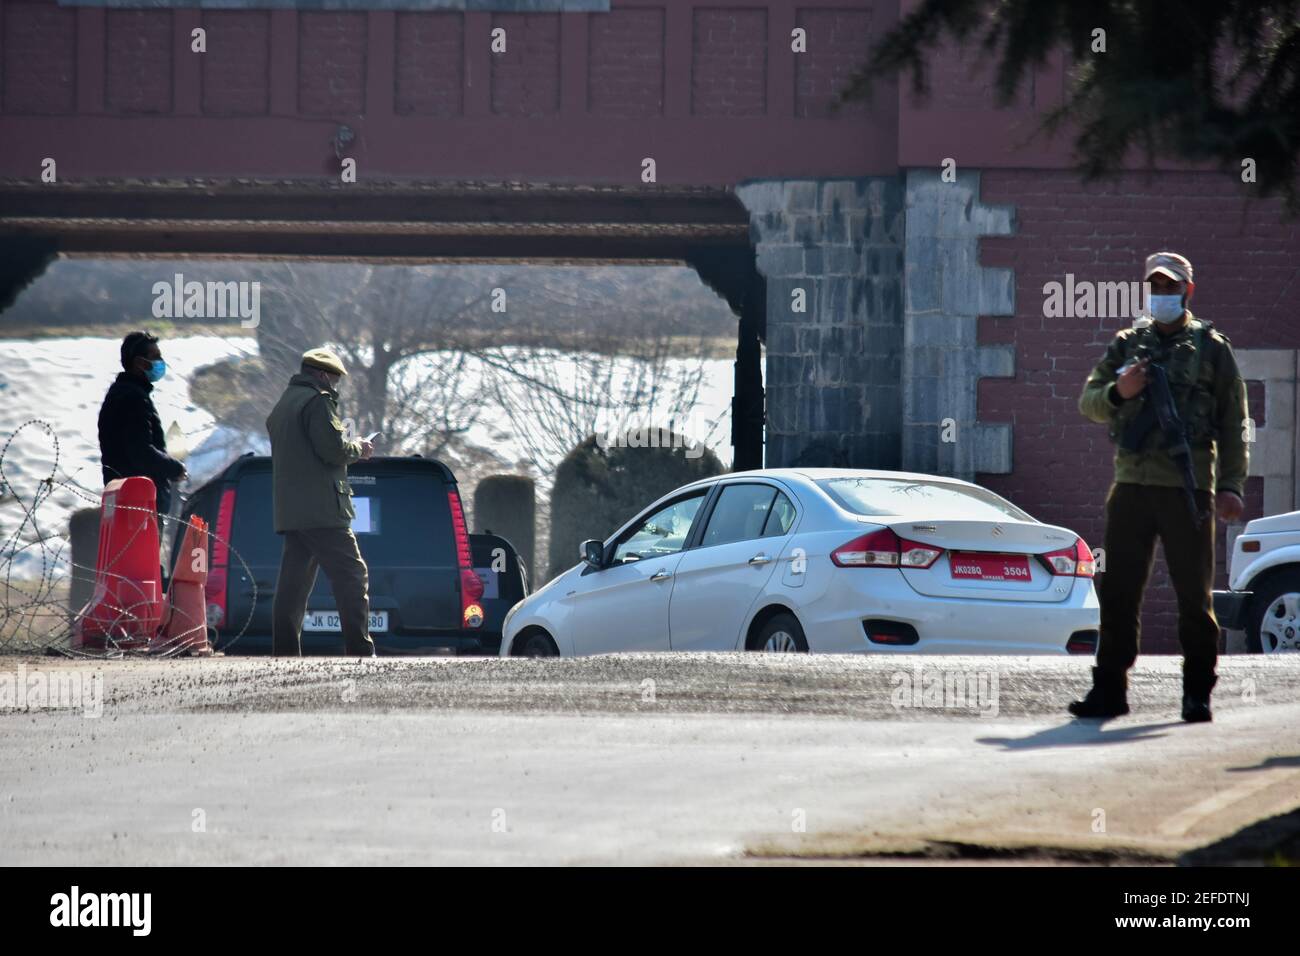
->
xmin=395 ymin=12 xmax=464 ymax=117
xmin=588 ymin=7 xmax=663 ymax=118
xmin=795 ymin=7 xmax=872 ymax=117
xmin=0 ymin=0 xmax=890 ymax=181
xmin=201 ymin=11 xmax=270 ymax=116
xmin=691 ymin=6 xmax=767 ymax=117
xmin=490 ymin=12 xmax=560 ymax=117
xmin=105 ymin=10 xmax=172 ymax=114
xmin=977 ymin=169 xmax=1300 ymax=651
xmin=908 ymin=32 xmax=1036 ymax=112
xmin=298 ymin=12 xmax=367 ymax=116
xmin=2 ymin=0 xmax=76 ymax=114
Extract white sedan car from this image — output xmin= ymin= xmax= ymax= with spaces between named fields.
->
xmin=501 ymin=468 xmax=1100 ymax=657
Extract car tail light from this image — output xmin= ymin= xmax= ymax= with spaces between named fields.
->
xmin=1042 ymin=538 xmax=1095 ymax=577
xmin=204 ymin=486 xmax=236 ymax=627
xmin=899 ymin=539 xmax=942 ymax=569
xmin=831 ymin=528 xmax=941 ymax=569
xmin=447 ymin=487 xmax=485 ymax=628
xmin=832 ymin=528 xmax=900 ymax=567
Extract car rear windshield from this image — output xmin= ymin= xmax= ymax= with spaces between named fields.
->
xmin=816 ymin=477 xmax=1033 ymax=522
xmin=230 ymin=468 xmax=456 ymax=566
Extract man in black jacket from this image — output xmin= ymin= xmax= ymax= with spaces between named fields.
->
xmin=98 ymin=331 xmax=187 ymax=516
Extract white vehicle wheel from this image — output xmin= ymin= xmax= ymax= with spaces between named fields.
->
xmin=1247 ymin=570 xmax=1300 ymax=653
xmin=1258 ymin=593 xmax=1300 ymax=653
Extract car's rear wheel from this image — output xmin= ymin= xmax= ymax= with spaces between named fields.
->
xmin=1246 ymin=568 xmax=1300 ymax=653
xmin=516 ymin=630 xmax=560 ymax=658
xmin=751 ymin=613 xmax=809 ymax=653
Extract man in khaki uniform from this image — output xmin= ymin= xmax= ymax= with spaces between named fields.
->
xmin=266 ymin=348 xmax=376 ymax=657
xmin=1071 ymin=252 xmax=1247 ymax=722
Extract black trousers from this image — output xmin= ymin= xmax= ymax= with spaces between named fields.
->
xmin=272 ymin=527 xmax=374 ymax=656
xmin=1096 ymin=483 xmax=1218 ymax=680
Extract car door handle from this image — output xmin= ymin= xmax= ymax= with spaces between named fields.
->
xmin=650 ymin=569 xmax=672 ymax=582
xmin=748 ymin=553 xmax=772 ymax=566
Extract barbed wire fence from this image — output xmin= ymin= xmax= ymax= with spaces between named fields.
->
xmin=0 ymin=420 xmax=256 ymax=658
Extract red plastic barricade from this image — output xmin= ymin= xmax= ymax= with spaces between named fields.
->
xmin=152 ymin=515 xmax=212 ymax=656
xmin=74 ymin=477 xmax=163 ymax=650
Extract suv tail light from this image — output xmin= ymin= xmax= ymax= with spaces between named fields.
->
xmin=1042 ymin=538 xmax=1096 ymax=577
xmin=831 ymin=528 xmax=941 ymax=569
xmin=204 ymin=486 xmax=236 ymax=627
xmin=447 ymin=487 xmax=484 ymax=628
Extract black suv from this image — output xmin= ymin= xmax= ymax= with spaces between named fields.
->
xmin=173 ymin=454 xmax=526 ymax=655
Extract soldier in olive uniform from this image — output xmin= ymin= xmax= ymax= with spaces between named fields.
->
xmin=1071 ymin=252 xmax=1248 ymax=722
xmin=266 ymin=348 xmax=376 ymax=657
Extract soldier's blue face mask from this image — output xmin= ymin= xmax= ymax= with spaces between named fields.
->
xmin=1148 ymin=294 xmax=1185 ymax=324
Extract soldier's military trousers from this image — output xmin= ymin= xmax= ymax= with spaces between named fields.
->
xmin=1096 ymin=483 xmax=1219 ymax=680
xmin=272 ymin=527 xmax=374 ymax=656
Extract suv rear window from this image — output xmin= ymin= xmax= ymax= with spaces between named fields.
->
xmin=229 ymin=468 xmax=456 ymax=566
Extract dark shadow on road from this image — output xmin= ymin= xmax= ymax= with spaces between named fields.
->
xmin=1227 ymin=754 xmax=1300 ymax=773
xmin=977 ymin=720 xmax=1182 ymax=751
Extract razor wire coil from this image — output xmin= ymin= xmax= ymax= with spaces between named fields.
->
xmin=1 ymin=420 xmax=258 ymax=657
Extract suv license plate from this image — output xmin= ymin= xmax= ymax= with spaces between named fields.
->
xmin=303 ymin=610 xmax=389 ymax=632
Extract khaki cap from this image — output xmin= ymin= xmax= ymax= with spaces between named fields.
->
xmin=301 ymin=348 xmax=347 ymax=376
xmin=1144 ymin=251 xmax=1193 ymax=284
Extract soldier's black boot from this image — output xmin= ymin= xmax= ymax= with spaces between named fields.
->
xmin=1068 ymin=666 xmax=1129 ymax=719
xmin=1181 ymin=672 xmax=1216 ymax=723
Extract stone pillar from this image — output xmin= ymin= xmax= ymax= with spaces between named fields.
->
xmin=683 ymin=245 xmax=765 ymax=472
xmin=473 ymin=474 xmax=536 ymax=581
xmin=901 ymin=168 xmax=1016 ymax=480
xmin=1216 ymin=348 xmax=1298 ymax=652
xmin=732 ymin=280 xmax=765 ymax=472
xmin=737 ymin=177 xmax=905 ymax=469
xmin=68 ymin=507 xmax=101 ymax=613
xmin=1234 ymin=349 xmax=1299 ymax=517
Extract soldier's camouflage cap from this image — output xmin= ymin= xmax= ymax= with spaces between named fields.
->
xmin=301 ymin=347 xmax=347 ymax=376
xmin=1144 ymin=251 xmax=1193 ymax=284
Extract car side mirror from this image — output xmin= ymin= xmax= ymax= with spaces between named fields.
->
xmin=580 ymin=539 xmax=605 ymax=570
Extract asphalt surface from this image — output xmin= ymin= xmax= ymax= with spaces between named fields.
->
xmin=2 ymin=652 xmax=1299 ymax=865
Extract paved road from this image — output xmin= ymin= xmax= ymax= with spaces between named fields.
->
xmin=2 ymin=653 xmax=1298 ymax=864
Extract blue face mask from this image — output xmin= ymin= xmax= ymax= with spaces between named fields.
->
xmin=146 ymin=359 xmax=167 ymax=383
xmin=1148 ymin=294 xmax=1185 ymax=324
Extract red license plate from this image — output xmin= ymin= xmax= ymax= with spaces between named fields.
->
xmin=949 ymin=552 xmax=1032 ymax=582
